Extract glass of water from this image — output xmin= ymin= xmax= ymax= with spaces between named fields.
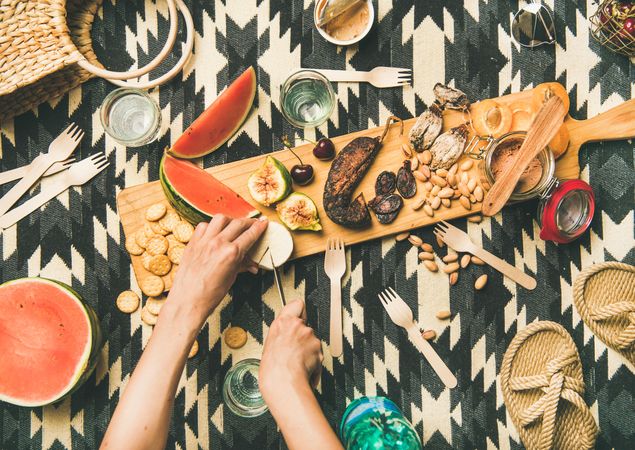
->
xmin=222 ymin=358 xmax=268 ymax=418
xmin=280 ymin=70 xmax=335 ymax=128
xmin=100 ymin=88 xmax=161 ymax=147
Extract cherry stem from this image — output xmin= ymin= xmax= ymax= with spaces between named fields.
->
xmin=281 ymin=135 xmax=304 ymax=165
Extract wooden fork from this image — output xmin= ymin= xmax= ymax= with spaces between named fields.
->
xmin=324 ymin=237 xmax=346 ymax=357
xmin=303 ymin=67 xmax=412 ymax=88
xmin=378 ymin=287 xmax=457 ymax=388
xmin=433 ymin=220 xmax=537 ymax=290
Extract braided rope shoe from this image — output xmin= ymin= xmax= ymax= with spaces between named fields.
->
xmin=501 ymin=321 xmax=598 ymax=450
xmin=574 ymin=262 xmax=635 ymax=365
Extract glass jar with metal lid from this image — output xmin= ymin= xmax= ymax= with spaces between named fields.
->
xmin=465 ymin=130 xmax=595 ymax=243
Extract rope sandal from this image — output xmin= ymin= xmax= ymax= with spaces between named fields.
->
xmin=573 ymin=262 xmax=635 ymax=365
xmin=501 ymin=321 xmax=598 ymax=450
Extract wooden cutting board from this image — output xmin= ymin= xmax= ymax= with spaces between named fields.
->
xmin=117 ymin=85 xmax=635 ymax=289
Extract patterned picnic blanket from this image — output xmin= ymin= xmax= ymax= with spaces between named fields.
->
xmin=0 ymin=1 xmax=633 ymax=449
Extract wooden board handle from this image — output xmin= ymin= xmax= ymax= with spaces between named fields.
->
xmin=568 ymin=98 xmax=635 ymax=145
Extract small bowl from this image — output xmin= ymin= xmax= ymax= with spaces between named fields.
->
xmin=314 ymin=0 xmax=374 ymax=46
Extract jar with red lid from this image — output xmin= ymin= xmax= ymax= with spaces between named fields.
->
xmin=466 ymin=131 xmax=596 ymax=243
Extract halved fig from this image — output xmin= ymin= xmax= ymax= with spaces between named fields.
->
xmin=248 ymin=156 xmax=292 ymax=206
xmin=471 ymin=99 xmax=513 ymax=138
xmin=532 ymin=82 xmax=570 ymax=115
xmin=276 ymin=192 xmax=322 ymax=231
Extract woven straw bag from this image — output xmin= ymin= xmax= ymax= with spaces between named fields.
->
xmin=0 ymin=0 xmax=103 ymax=122
xmin=0 ymin=0 xmax=193 ymax=122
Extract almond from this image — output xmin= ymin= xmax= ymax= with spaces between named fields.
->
xmin=452 ymin=189 xmax=461 ymax=199
xmin=424 ymin=181 xmax=434 ymax=192
xmin=436 ymin=310 xmax=452 ymax=320
xmin=443 ymin=262 xmax=460 ymax=274
xmin=421 ymin=243 xmax=434 ymax=252
xmin=421 ymin=150 xmax=432 ymax=165
xmin=423 ymin=260 xmax=438 ymax=272
xmin=422 ymin=330 xmax=437 ymax=340
xmin=482 ymin=181 xmax=491 ymax=190
xmin=448 ymin=163 xmax=458 ymax=176
xmin=458 ymin=182 xmax=471 ymax=197
xmin=430 ymin=196 xmax=441 ymax=210
xmin=408 ymin=235 xmax=423 ymax=246
xmin=423 ymin=204 xmax=434 ymax=217
xmin=438 ymin=187 xmax=454 ymax=199
xmin=468 ymin=215 xmax=482 ymax=223
xmin=411 ymin=157 xmax=419 ymax=171
xmin=460 ymin=160 xmax=474 ymax=171
xmin=435 ymin=235 xmax=445 ymax=248
xmin=459 ymin=195 xmax=471 ymax=210
xmin=418 ymin=251 xmax=435 ymax=261
xmin=449 ymin=272 xmax=459 ymax=285
xmin=412 ymin=197 xmax=426 ymax=211
xmin=460 ymin=254 xmax=471 ymax=268
xmin=461 ymin=171 xmax=469 ymax=184
xmin=474 ymin=186 xmax=484 ymax=202
xmin=431 ymin=185 xmax=441 ymax=196
xmin=469 ymin=194 xmax=477 ymax=203
xmin=414 ymin=170 xmax=427 ymax=182
xmin=421 ymin=165 xmax=431 ymax=178
xmin=447 ymin=173 xmax=457 ymax=187
xmin=396 ymin=232 xmax=410 ymax=241
xmin=468 ymin=178 xmax=477 ymax=192
xmin=442 ymin=253 xmax=458 ymax=263
xmin=436 ymin=168 xmax=448 ymax=178
xmin=441 ymin=198 xmax=451 ymax=208
xmin=474 ymin=274 xmax=488 ymax=290
xmin=471 ymin=256 xmax=485 ymax=265
xmin=402 ymin=143 xmax=413 ymax=158
xmin=431 ymin=174 xmax=447 ymax=187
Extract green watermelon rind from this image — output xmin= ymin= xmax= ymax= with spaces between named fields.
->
xmin=0 ymin=277 xmax=103 ymax=407
xmin=159 ymin=155 xmax=260 ymax=225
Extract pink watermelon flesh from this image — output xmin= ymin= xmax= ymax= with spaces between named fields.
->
xmin=162 ymin=154 xmax=259 ymax=220
xmin=0 ymin=279 xmax=91 ymax=406
xmin=170 ymin=66 xmax=257 ymax=158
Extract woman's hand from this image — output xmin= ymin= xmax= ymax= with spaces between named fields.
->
xmin=259 ymin=300 xmax=323 ymax=402
xmin=164 ymin=215 xmax=268 ymax=332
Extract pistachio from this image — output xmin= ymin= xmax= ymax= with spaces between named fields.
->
xmin=461 ymin=171 xmax=469 ymax=184
xmin=423 ymin=260 xmax=438 ymax=272
xmin=443 ymin=262 xmax=460 ymax=273
xmin=447 ymin=173 xmax=457 ymax=187
xmin=423 ymin=204 xmax=434 ymax=217
xmin=469 ymin=194 xmax=477 ymax=203
xmin=431 ymin=185 xmax=441 ymax=196
xmin=421 ymin=243 xmax=434 ymax=252
xmin=438 ymin=187 xmax=454 ymax=199
xmin=422 ymin=330 xmax=437 ymax=340
xmin=460 ymin=159 xmax=474 ymax=171
xmin=436 ymin=235 xmax=445 ymax=248
xmin=452 ymin=189 xmax=461 ymax=199
xmin=459 ymin=195 xmax=471 ymax=210
xmin=460 ymin=254 xmax=471 ymax=268
xmin=424 ymin=181 xmax=434 ymax=192
xmin=431 ymin=174 xmax=448 ymax=187
xmin=449 ymin=271 xmax=459 ymax=285
xmin=442 ymin=253 xmax=458 ymax=263
xmin=413 ymin=170 xmax=427 ymax=182
xmin=448 ymin=163 xmax=459 ymax=176
xmin=482 ymin=181 xmax=491 ymax=190
xmin=421 ymin=150 xmax=432 ymax=165
xmin=412 ymin=197 xmax=426 ymax=211
xmin=411 ymin=156 xmax=419 ymax=170
xmin=474 ymin=274 xmax=488 ymax=290
xmin=430 ymin=196 xmax=441 ymax=210
xmin=402 ymin=143 xmax=413 ymax=158
xmin=441 ymin=198 xmax=451 ymax=208
xmin=396 ymin=232 xmax=410 ymax=241
xmin=408 ymin=235 xmax=423 ymax=247
xmin=418 ymin=251 xmax=435 ymax=261
xmin=421 ymin=165 xmax=431 ymax=178
xmin=436 ymin=168 xmax=448 ymax=178
xmin=436 ymin=310 xmax=452 ymax=320
xmin=471 ymin=256 xmax=485 ymax=265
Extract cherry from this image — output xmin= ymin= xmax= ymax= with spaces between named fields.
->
xmin=281 ymin=135 xmax=315 ymax=185
xmin=312 ymin=138 xmax=336 ymax=160
xmin=623 ymin=17 xmax=635 ymax=36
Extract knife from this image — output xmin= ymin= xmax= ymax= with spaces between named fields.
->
xmin=270 ymin=251 xmax=286 ymax=308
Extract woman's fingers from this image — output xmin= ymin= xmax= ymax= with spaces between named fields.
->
xmin=234 ymin=218 xmax=268 ymax=253
xmin=203 ymin=214 xmax=231 ymax=239
xmin=279 ymin=299 xmax=305 ymax=318
xmin=218 ymin=217 xmax=258 ymax=242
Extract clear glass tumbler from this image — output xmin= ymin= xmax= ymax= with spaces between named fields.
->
xmin=280 ymin=70 xmax=335 ymax=128
xmin=222 ymin=358 xmax=268 ymax=418
xmin=100 ymin=88 xmax=161 ymax=147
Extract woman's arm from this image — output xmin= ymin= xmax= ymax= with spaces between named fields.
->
xmin=101 ymin=215 xmax=267 ymax=450
xmin=260 ymin=300 xmax=343 ymax=450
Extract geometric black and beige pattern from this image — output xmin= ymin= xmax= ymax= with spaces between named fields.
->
xmin=0 ymin=1 xmax=634 ymax=449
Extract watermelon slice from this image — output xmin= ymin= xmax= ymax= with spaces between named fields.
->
xmin=170 ymin=67 xmax=257 ymax=158
xmin=0 ymin=278 xmax=102 ymax=407
xmin=160 ymin=153 xmax=260 ymax=224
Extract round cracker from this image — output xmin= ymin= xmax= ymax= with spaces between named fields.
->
xmin=173 ymin=222 xmax=194 ymax=243
xmin=146 ymin=296 xmax=166 ymax=315
xmin=116 ymin=290 xmax=140 ymax=314
xmin=141 ymin=306 xmax=158 ymax=326
xmin=141 ymin=252 xmax=153 ymax=271
xmin=163 ymin=272 xmax=173 ymax=291
xmin=143 ymin=222 xmax=157 ymax=238
xmin=168 ymin=244 xmax=185 ymax=265
xmin=149 ymin=254 xmax=171 ymax=276
xmin=135 ymin=229 xmax=150 ymax=249
xmin=140 ymin=275 xmax=164 ymax=297
xmin=125 ymin=237 xmax=144 ymax=256
xmin=147 ymin=235 xmax=169 ymax=256
xmin=159 ymin=211 xmax=181 ymax=232
xmin=166 ymin=234 xmax=180 ymax=248
xmin=149 ymin=220 xmax=169 ymax=236
xmin=188 ymin=340 xmax=199 ymax=358
xmin=224 ymin=326 xmax=248 ymax=349
xmin=146 ymin=203 xmax=167 ymax=222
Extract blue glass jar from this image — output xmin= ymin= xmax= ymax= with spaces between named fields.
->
xmin=340 ymin=397 xmax=422 ymax=450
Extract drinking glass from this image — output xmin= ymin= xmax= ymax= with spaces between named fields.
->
xmin=100 ymin=88 xmax=161 ymax=146
xmin=222 ymin=358 xmax=268 ymax=417
xmin=280 ymin=70 xmax=335 ymax=128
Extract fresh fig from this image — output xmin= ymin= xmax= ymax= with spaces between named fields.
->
xmin=276 ymin=192 xmax=322 ymax=231
xmin=247 ymin=156 xmax=292 ymax=206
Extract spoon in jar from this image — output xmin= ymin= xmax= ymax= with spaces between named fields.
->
xmin=481 ymin=96 xmax=567 ymax=216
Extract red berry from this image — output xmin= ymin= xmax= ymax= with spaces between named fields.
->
xmin=624 ymin=17 xmax=635 ymax=36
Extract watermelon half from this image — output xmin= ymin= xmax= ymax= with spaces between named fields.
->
xmin=0 ymin=278 xmax=102 ymax=407
xmin=169 ymin=66 xmax=257 ymax=158
xmin=160 ymin=153 xmax=260 ymax=224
